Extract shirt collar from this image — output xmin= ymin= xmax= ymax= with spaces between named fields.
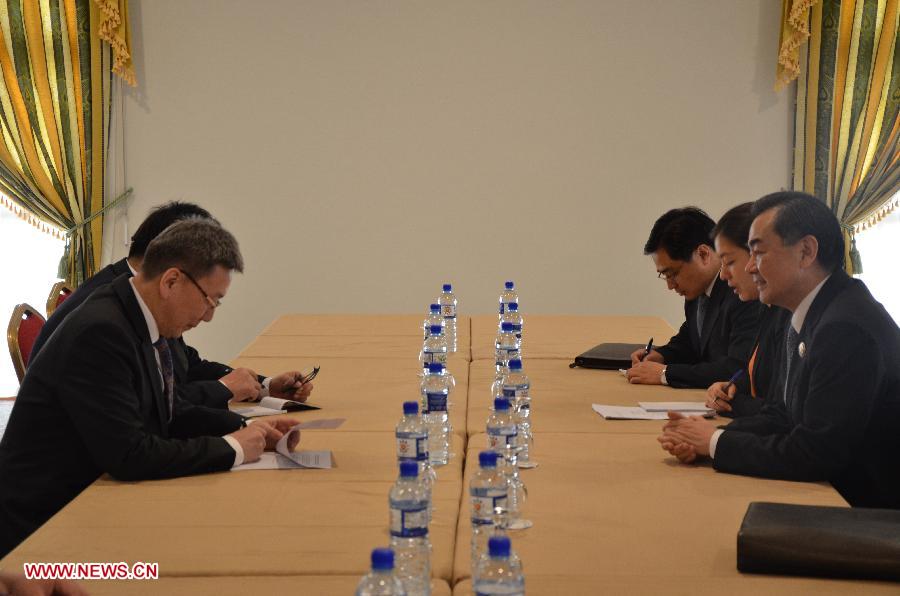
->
xmin=791 ymin=275 xmax=830 ymax=333
xmin=128 ymin=277 xmax=160 ymax=343
xmin=127 ymin=259 xmax=138 ymax=276
xmin=703 ymin=275 xmax=716 ymax=298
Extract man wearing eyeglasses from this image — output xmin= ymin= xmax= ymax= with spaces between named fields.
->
xmin=0 ymin=220 xmax=300 ymax=557
xmin=30 ymin=201 xmax=312 ymax=408
xmin=626 ymin=207 xmax=763 ymax=388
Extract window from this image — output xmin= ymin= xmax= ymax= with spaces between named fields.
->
xmin=0 ymin=204 xmax=65 ymax=397
xmin=853 ymin=204 xmax=900 ymax=325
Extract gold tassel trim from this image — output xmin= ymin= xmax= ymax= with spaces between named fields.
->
xmin=854 ymin=197 xmax=900 ymax=233
xmin=0 ymin=195 xmax=66 ymax=240
xmin=776 ymin=0 xmax=819 ymax=91
xmin=93 ymin=0 xmax=137 ymax=86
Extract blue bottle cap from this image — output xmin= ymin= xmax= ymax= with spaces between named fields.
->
xmin=430 ymin=303 xmax=440 ymax=312
xmin=371 ymin=547 xmax=394 ymax=571
xmin=508 ymin=302 xmax=518 ymax=311
xmin=501 ymin=322 xmax=514 ymax=332
xmin=428 ymin=362 xmax=444 ymax=373
xmin=429 ymin=324 xmax=443 ymax=335
xmin=442 ymin=283 xmax=452 ymax=292
xmin=478 ymin=451 xmax=498 ymax=468
xmin=403 ymin=401 xmax=419 ymax=415
xmin=508 ymin=359 xmax=522 ymax=370
xmin=493 ymin=398 xmax=510 ymax=411
xmin=505 ymin=281 xmax=514 ymax=289
xmin=488 ymin=535 xmax=511 ymax=558
xmin=399 ymin=460 xmax=419 ymax=478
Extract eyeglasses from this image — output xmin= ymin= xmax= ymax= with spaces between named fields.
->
xmin=178 ymin=269 xmax=221 ymax=310
xmin=657 ymin=265 xmax=683 ymax=281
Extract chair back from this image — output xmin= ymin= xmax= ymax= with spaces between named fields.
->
xmin=7 ymin=303 xmax=46 ymax=382
xmin=46 ymin=281 xmax=74 ymax=316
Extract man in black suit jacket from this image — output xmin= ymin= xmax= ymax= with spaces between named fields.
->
xmin=627 ymin=207 xmax=763 ymax=388
xmin=0 ymin=220 xmax=299 ymax=557
xmin=659 ymin=192 xmax=900 ymax=508
xmin=30 ymin=201 xmax=312 ymax=408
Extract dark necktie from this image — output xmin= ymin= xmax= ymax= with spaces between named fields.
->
xmin=153 ymin=338 xmax=174 ymax=422
xmin=696 ymin=294 xmax=709 ymax=337
xmin=783 ymin=326 xmax=799 ymax=405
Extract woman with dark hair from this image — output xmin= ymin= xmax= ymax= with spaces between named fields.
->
xmin=705 ymin=203 xmax=790 ymax=417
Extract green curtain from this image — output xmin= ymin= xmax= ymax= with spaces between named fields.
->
xmin=786 ymin=0 xmax=900 ymax=273
xmin=0 ymin=0 xmax=134 ymax=286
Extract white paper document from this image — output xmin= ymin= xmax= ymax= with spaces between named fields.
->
xmin=638 ymin=401 xmax=713 ymax=413
xmin=232 ymin=405 xmax=283 ymax=418
xmin=232 ymin=423 xmax=334 ymax=471
xmin=591 ymin=404 xmax=671 ymax=420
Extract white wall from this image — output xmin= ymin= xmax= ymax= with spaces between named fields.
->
xmin=115 ymin=0 xmax=792 ymax=362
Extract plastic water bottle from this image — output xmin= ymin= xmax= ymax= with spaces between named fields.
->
xmin=486 ymin=398 xmax=518 ymax=454
xmin=396 ymin=401 xmax=434 ymax=515
xmin=473 ymin=536 xmax=524 ymax=595
xmin=422 ymin=304 xmax=444 ymax=340
xmin=498 ymin=281 xmax=518 ymax=316
xmin=438 ymin=284 xmax=458 ymax=353
xmin=389 ymin=461 xmax=431 ymax=596
xmin=421 ymin=363 xmax=451 ymax=466
xmin=501 ymin=360 xmax=533 ymax=466
xmin=501 ymin=302 xmax=523 ymax=341
xmin=494 ymin=323 xmax=521 ymax=377
xmin=470 ymin=451 xmax=508 ymax=577
xmin=356 ymin=548 xmax=407 ymax=596
xmin=419 ymin=325 xmax=448 ymax=372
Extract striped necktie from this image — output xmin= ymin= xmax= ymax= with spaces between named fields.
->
xmin=153 ymin=338 xmax=174 ymax=422
xmin=783 ymin=326 xmax=799 ymax=405
xmin=696 ymin=294 xmax=709 ymax=337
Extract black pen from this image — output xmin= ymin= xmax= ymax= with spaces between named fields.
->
xmin=640 ymin=337 xmax=654 ymax=362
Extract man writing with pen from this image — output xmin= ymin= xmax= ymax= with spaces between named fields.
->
xmin=627 ymin=207 xmax=764 ymax=388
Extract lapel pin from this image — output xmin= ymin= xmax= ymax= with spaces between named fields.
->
xmin=798 ymin=342 xmax=806 ymax=358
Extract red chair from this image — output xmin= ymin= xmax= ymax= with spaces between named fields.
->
xmin=6 ymin=303 xmax=46 ymax=383
xmin=46 ymin=281 xmax=74 ymax=317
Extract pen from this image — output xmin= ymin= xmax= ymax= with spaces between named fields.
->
xmin=723 ymin=368 xmax=745 ymax=392
xmin=640 ymin=337 xmax=654 ymax=362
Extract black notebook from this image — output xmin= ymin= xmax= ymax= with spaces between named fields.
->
xmin=737 ymin=502 xmax=900 ymax=581
xmin=569 ymin=343 xmax=644 ymax=370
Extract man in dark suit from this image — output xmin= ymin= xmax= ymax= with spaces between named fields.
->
xmin=0 ymin=220 xmax=299 ymax=557
xmin=658 ymin=192 xmax=900 ymax=508
xmin=30 ymin=201 xmax=312 ymax=408
xmin=627 ymin=207 xmax=763 ymax=388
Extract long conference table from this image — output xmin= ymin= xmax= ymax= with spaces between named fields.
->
xmin=2 ymin=314 xmax=897 ymax=594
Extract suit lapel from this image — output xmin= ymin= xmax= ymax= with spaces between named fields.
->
xmin=785 ymin=271 xmax=851 ymax=417
xmin=111 ymin=275 xmax=170 ymax=433
xmin=698 ymin=278 xmax=726 ymax=354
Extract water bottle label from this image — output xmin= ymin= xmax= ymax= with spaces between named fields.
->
xmin=422 ymin=351 xmax=448 ymax=365
xmin=501 ymin=385 xmax=529 ymax=399
xmin=487 ymin=426 xmax=517 ymax=449
xmin=425 ymin=392 xmax=448 ymax=412
xmin=396 ymin=436 xmax=428 ymax=461
xmin=441 ymin=305 xmax=457 ymax=319
xmin=390 ymin=505 xmax=428 ymax=537
xmin=471 ymin=492 xmax=507 ymax=524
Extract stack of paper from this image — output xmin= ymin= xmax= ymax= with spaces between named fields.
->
xmin=592 ymin=402 xmax=713 ymax=420
xmin=232 ymin=421 xmax=341 ymax=471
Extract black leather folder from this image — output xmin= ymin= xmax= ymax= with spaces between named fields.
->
xmin=568 ymin=343 xmax=644 ymax=370
xmin=737 ymin=502 xmax=900 ymax=581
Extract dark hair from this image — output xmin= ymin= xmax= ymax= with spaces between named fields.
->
xmin=129 ymin=201 xmax=217 ymax=258
xmin=711 ymin=202 xmax=753 ymax=250
xmin=141 ymin=219 xmax=244 ymax=279
xmin=643 ymin=207 xmax=715 ymax=261
xmin=751 ymin=191 xmax=844 ymax=272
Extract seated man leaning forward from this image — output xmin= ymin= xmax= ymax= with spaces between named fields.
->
xmin=628 ymin=207 xmax=763 ymax=388
xmin=658 ymin=192 xmax=900 ymax=508
xmin=0 ymin=220 xmax=299 ymax=557
xmin=29 ymin=200 xmax=312 ymax=408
